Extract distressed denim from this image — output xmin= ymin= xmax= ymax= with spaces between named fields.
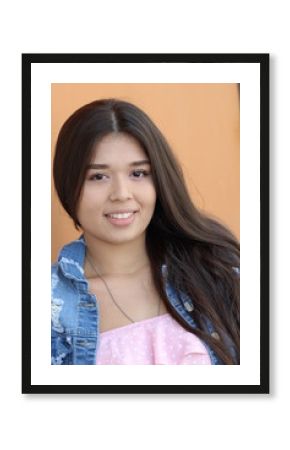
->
xmin=51 ymin=235 xmax=233 ymax=365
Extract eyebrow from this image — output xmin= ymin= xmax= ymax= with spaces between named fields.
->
xmin=86 ymin=160 xmax=150 ymax=170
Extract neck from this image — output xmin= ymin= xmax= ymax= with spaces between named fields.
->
xmin=83 ymin=233 xmax=150 ymax=277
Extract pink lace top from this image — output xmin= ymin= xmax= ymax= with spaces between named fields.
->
xmin=96 ymin=313 xmax=211 ymax=365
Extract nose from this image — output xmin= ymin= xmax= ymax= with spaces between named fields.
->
xmin=109 ymin=175 xmax=133 ymax=202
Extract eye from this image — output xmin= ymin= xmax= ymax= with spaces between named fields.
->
xmin=131 ymin=169 xmax=149 ymax=178
xmin=89 ymin=173 xmax=108 ymax=181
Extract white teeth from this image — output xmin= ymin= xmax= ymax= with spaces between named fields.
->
xmin=108 ymin=213 xmax=133 ymax=219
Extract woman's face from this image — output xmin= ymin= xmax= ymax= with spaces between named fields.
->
xmin=77 ymin=133 xmax=157 ymax=246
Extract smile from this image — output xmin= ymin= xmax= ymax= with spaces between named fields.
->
xmin=104 ymin=210 xmax=138 ymax=227
xmin=107 ymin=212 xmax=134 ymax=219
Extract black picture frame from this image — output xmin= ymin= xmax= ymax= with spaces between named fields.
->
xmin=22 ymin=53 xmax=269 ymax=394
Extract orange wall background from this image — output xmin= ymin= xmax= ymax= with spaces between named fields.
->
xmin=51 ymin=84 xmax=240 ymax=262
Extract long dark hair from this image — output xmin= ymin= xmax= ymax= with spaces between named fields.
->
xmin=53 ymin=98 xmax=240 ymax=364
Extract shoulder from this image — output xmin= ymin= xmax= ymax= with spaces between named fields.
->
xmin=51 ymin=236 xmax=88 ymax=305
xmin=52 ymin=235 xmax=86 ymax=266
xmin=51 ymin=235 xmax=86 ymax=279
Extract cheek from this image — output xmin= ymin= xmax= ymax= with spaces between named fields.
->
xmin=77 ymin=189 xmax=104 ymax=217
xmin=142 ymin=185 xmax=157 ymax=210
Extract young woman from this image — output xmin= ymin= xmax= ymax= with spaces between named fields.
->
xmin=51 ymin=98 xmax=240 ymax=365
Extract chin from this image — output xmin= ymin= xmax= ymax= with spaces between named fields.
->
xmin=104 ymin=230 xmax=146 ymax=245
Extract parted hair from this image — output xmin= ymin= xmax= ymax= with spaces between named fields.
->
xmin=53 ymin=98 xmax=240 ymax=364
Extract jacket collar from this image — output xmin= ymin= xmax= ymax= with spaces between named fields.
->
xmin=58 ymin=235 xmax=87 ymax=282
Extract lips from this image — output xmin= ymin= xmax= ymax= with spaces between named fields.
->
xmin=104 ymin=210 xmax=138 ymax=227
xmin=104 ymin=209 xmax=138 ymax=218
xmin=107 ymin=212 xmax=134 ymax=219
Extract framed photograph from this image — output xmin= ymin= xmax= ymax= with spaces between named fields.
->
xmin=22 ymin=53 xmax=269 ymax=394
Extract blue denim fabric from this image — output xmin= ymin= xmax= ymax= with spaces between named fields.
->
xmin=51 ymin=235 xmax=228 ymax=365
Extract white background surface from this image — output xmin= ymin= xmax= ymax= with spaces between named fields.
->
xmin=0 ymin=1 xmax=286 ymax=449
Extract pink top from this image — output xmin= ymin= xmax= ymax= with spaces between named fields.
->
xmin=96 ymin=313 xmax=211 ymax=365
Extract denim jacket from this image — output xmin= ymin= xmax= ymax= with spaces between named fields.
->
xmin=51 ymin=235 xmax=229 ymax=365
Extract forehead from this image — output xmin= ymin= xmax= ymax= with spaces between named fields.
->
xmin=91 ymin=133 xmax=148 ymax=163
